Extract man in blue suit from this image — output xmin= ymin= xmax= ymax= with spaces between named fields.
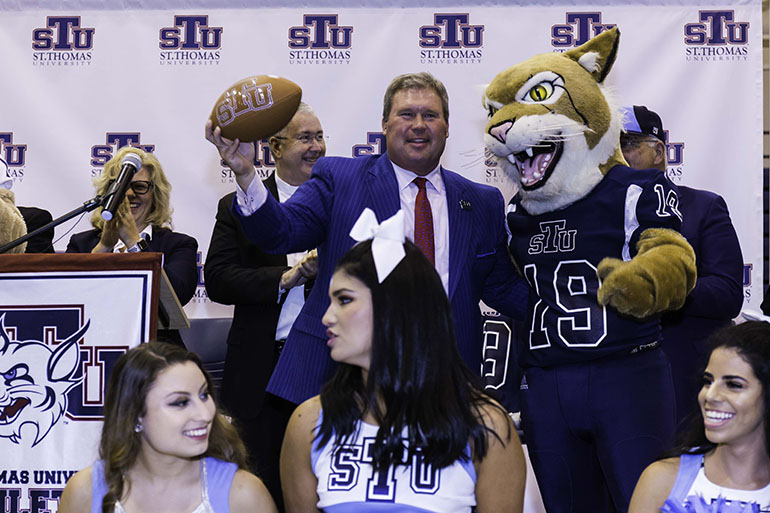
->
xmin=206 ymin=72 xmax=528 ymax=405
xmin=621 ymin=105 xmax=744 ymax=427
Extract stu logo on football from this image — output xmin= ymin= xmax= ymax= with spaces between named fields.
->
xmin=420 ymin=13 xmax=484 ymax=64
xmin=288 ymin=15 xmax=353 ymax=65
xmin=551 ymin=12 xmax=616 ymax=50
xmin=684 ymin=10 xmax=749 ymax=61
xmin=90 ymin=133 xmax=155 ymax=177
xmin=32 ymin=16 xmax=94 ymax=67
xmin=159 ymin=15 xmax=223 ymax=66
xmin=0 ymin=133 xmax=27 ymax=184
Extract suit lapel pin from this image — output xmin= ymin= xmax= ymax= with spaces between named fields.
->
xmin=460 ymin=200 xmax=472 ymax=211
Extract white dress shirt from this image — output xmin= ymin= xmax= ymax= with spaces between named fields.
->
xmin=390 ymin=162 xmax=449 ymax=293
xmin=273 ymin=173 xmax=309 ymax=341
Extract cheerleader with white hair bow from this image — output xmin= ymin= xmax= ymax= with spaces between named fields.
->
xmin=280 ymin=208 xmax=527 ymax=513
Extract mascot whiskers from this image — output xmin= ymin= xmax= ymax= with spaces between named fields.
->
xmin=484 ymin=27 xmax=696 ymax=513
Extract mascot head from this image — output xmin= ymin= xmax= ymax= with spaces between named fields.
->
xmin=0 ymin=178 xmax=27 ymax=254
xmin=484 ymin=27 xmax=626 ymax=215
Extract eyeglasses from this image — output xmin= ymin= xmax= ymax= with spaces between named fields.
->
xmin=275 ymin=133 xmax=325 ymax=145
xmin=108 ymin=179 xmax=154 ymax=195
xmin=619 ymin=135 xmax=659 ymax=151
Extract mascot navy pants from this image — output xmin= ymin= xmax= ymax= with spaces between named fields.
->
xmin=520 ymin=346 xmax=675 ymax=513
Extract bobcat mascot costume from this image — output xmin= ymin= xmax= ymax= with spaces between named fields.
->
xmin=0 ymin=180 xmax=27 ymax=254
xmin=484 ymin=28 xmax=696 ymax=512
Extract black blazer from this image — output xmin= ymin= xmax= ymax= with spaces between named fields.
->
xmin=205 ymin=173 xmax=310 ymax=418
xmin=18 ymin=206 xmax=54 ymax=253
xmin=66 ymin=226 xmax=199 ymax=306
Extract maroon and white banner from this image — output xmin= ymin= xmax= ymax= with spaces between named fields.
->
xmin=0 ymin=263 xmax=152 ymax=513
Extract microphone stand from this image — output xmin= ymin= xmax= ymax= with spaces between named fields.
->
xmin=0 ymin=195 xmax=104 ymax=254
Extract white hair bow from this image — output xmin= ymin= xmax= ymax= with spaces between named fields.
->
xmin=349 ymin=208 xmax=405 ymax=283
xmin=0 ymin=176 xmax=12 ymax=190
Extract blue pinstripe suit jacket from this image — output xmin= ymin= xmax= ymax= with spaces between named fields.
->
xmin=235 ymin=153 xmax=528 ymax=404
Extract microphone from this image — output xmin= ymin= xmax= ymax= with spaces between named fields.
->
xmin=101 ymin=153 xmax=143 ymax=221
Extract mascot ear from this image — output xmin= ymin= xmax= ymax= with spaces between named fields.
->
xmin=564 ymin=27 xmax=620 ymax=84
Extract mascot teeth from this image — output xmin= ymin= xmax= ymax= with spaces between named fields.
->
xmin=510 ymin=140 xmax=563 ymax=190
xmin=0 ymin=398 xmax=30 ymax=424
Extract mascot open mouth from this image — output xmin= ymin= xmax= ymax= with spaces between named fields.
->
xmin=507 ymin=139 xmax=563 ymax=190
xmin=0 ymin=397 xmax=30 ymax=424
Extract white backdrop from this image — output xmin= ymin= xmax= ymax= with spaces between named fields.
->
xmin=0 ymin=2 xmax=763 ymax=512
xmin=0 ymin=4 xmax=763 ymax=318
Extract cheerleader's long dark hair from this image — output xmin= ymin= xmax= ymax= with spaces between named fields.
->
xmin=317 ymin=239 xmax=507 ymax=472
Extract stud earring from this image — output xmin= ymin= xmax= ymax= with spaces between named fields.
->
xmin=134 ymin=422 xmax=143 ymax=433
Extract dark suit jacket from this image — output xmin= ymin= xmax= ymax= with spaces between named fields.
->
xmin=660 ymin=185 xmax=743 ymax=422
xmin=65 ymin=226 xmax=199 ymax=306
xmin=205 ymin=173 xmax=308 ymax=418
xmin=661 ymin=186 xmax=744 ymax=350
xmin=18 ymin=206 xmax=54 ymax=253
xmin=236 ymin=153 xmax=529 ymax=404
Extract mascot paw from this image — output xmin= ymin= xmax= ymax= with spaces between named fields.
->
xmin=597 ymin=228 xmax=696 ymax=318
xmin=597 ymin=258 xmax=657 ymax=317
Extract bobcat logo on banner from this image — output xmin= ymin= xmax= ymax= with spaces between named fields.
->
xmin=0 ymin=311 xmax=90 ymax=447
xmin=288 ymin=14 xmax=353 ymax=65
xmin=31 ymin=16 xmax=95 ymax=67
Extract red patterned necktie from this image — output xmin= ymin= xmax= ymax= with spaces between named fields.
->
xmin=413 ymin=177 xmax=435 ymax=265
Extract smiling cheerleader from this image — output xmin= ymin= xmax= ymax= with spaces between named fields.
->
xmin=629 ymin=321 xmax=770 ymax=513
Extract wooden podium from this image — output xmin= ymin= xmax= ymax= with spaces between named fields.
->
xmin=0 ymin=253 xmax=188 ymax=512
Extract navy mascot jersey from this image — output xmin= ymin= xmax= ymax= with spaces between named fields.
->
xmin=507 ymin=165 xmax=682 ymax=368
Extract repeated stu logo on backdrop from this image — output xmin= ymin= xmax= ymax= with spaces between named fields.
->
xmin=90 ymin=133 xmax=155 ymax=178
xmin=159 ymin=15 xmax=223 ymax=66
xmin=288 ymin=15 xmax=353 ymax=65
xmin=551 ymin=12 xmax=616 ymax=50
xmin=419 ymin=13 xmax=484 ymax=64
xmin=0 ymin=133 xmax=28 ymax=184
xmin=684 ymin=10 xmax=749 ymax=62
xmin=663 ymin=130 xmax=686 ymax=183
xmin=31 ymin=16 xmax=95 ymax=67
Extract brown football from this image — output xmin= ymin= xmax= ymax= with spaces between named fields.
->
xmin=209 ymin=75 xmax=302 ymax=142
